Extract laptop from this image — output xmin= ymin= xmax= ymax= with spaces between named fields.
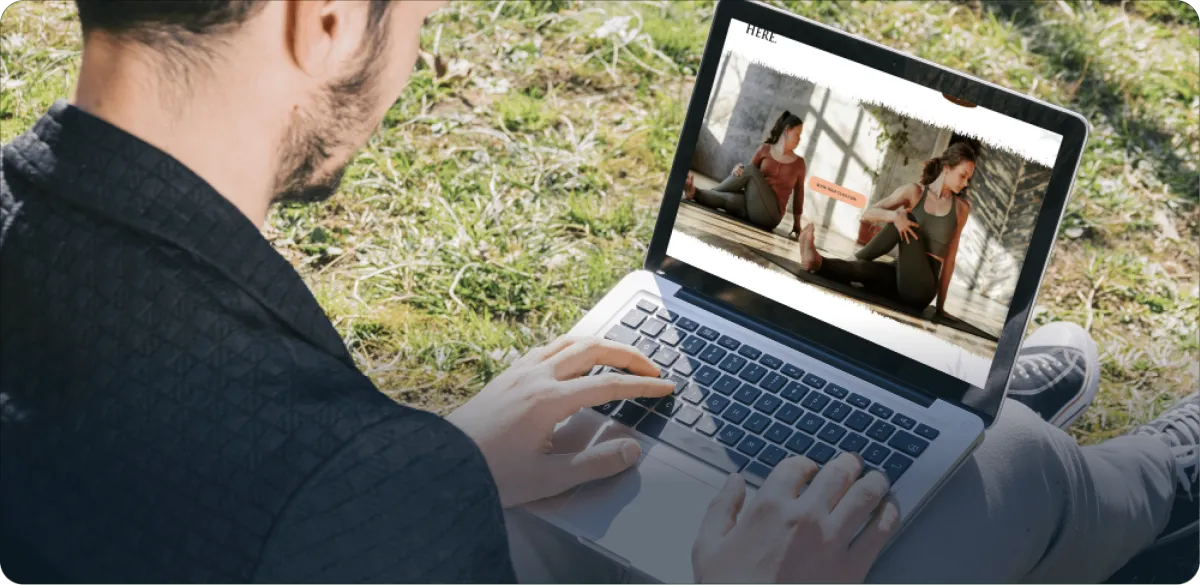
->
xmin=521 ymin=0 xmax=1087 ymax=581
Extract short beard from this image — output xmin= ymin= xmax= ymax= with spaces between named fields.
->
xmin=272 ymin=50 xmax=383 ymax=204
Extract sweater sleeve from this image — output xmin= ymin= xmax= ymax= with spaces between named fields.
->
xmin=751 ymin=144 xmax=767 ymax=168
xmin=252 ymin=411 xmax=515 ymax=583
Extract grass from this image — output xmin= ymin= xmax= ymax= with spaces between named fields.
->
xmin=1 ymin=0 xmax=1196 ymax=443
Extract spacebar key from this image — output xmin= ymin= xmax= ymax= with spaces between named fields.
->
xmin=638 ymin=415 xmax=749 ymax=473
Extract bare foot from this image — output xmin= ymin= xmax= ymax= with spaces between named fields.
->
xmin=683 ymin=173 xmax=696 ymax=200
xmin=798 ymin=224 xmax=822 ymax=272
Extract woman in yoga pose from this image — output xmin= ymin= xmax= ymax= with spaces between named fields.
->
xmin=797 ymin=142 xmax=976 ymax=316
xmin=683 ymin=111 xmax=806 ymax=234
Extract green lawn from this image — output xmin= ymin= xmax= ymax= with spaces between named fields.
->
xmin=2 ymin=0 xmax=1196 ymax=443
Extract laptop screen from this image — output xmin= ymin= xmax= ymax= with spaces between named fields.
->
xmin=665 ymin=18 xmax=1065 ymax=392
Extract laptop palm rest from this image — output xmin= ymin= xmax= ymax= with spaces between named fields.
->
xmin=557 ymin=449 xmax=722 ymax=583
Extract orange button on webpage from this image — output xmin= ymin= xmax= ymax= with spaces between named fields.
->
xmin=807 ymin=176 xmax=866 ymax=208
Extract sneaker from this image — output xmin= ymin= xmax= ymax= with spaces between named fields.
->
xmin=1007 ymin=322 xmax=1100 ymax=429
xmin=1132 ymin=393 xmax=1200 ymax=548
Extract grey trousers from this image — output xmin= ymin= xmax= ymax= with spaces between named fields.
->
xmin=506 ymin=400 xmax=1176 ymax=583
xmin=692 ymin=165 xmax=784 ymax=230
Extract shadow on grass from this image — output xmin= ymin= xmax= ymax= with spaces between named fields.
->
xmin=972 ymin=0 xmax=1198 ymax=206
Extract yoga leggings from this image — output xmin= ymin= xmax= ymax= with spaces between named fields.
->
xmin=692 ymin=164 xmax=784 ymax=230
xmin=817 ymin=215 xmax=943 ymax=309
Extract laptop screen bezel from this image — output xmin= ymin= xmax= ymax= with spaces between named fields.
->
xmin=643 ymin=0 xmax=1088 ymax=427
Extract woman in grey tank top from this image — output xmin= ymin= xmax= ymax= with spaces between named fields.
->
xmin=796 ymin=143 xmax=976 ymax=315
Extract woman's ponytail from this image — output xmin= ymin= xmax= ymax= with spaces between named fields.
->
xmin=920 ymin=141 xmax=977 ymax=185
xmin=764 ymin=110 xmax=804 ymax=145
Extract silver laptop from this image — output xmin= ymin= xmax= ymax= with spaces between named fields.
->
xmin=522 ymin=1 xmax=1087 ymax=581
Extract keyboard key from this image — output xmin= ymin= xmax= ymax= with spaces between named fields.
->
xmin=743 ymin=413 xmax=771 ymax=434
xmin=759 ymin=444 xmax=788 ymax=466
xmin=592 ymin=400 xmax=621 ymax=415
xmin=824 ymin=384 xmax=848 ymax=399
xmin=697 ymin=326 xmax=720 ymax=341
xmin=839 ymin=433 xmax=868 ymax=453
xmin=695 ymin=414 xmax=723 ymax=436
xmin=759 ymin=372 xmax=787 ymax=393
xmin=673 ymin=356 xmax=698 ymax=376
xmin=694 ymin=366 xmax=720 ymax=387
xmin=640 ymin=318 xmax=666 ymax=337
xmin=796 ymin=412 xmax=825 ymax=435
xmin=680 ymin=336 xmax=706 ymax=356
xmin=887 ymin=430 xmax=930 ymax=458
xmin=892 ymin=413 xmax=916 ymax=430
xmin=781 ymin=363 xmax=805 ymax=379
xmin=774 ymin=403 xmax=803 ymax=424
xmin=786 ymin=432 xmax=815 ymax=454
xmin=869 ymin=403 xmax=894 ymax=419
xmin=656 ymin=308 xmax=678 ymax=322
xmin=655 ymin=396 xmax=681 ymax=416
xmin=645 ymin=413 xmax=747 ymax=473
xmin=801 ymin=392 xmax=831 ymax=411
xmin=718 ymin=354 xmax=747 ymax=374
xmin=764 ymin=422 xmax=793 ymax=444
xmin=721 ymin=403 xmax=751 ymax=424
xmin=733 ymin=384 xmax=762 ymax=405
xmin=753 ymin=394 xmax=782 ymax=415
xmin=863 ymin=443 xmax=891 ymax=465
xmin=658 ymin=327 xmax=683 ymax=346
xmin=634 ymin=396 xmax=661 ymax=408
xmin=743 ymin=461 xmax=774 ymax=488
xmin=845 ymin=410 xmax=873 ymax=432
xmin=738 ymin=363 xmax=767 ymax=383
xmin=760 ymin=354 xmax=783 ymax=369
xmin=667 ymin=375 xmax=689 ymax=394
xmin=882 ymin=452 xmax=914 ymax=483
xmin=713 ymin=375 xmax=741 ymax=395
xmin=699 ymin=345 xmax=727 ymax=365
xmin=635 ymin=338 xmax=660 ymax=358
xmin=866 ymin=420 xmax=897 ymax=442
xmin=704 ymin=394 xmax=730 ymax=414
xmin=717 ymin=425 xmax=745 ymax=446
xmin=847 ymin=393 xmax=871 ymax=409
xmin=613 ymin=402 xmax=647 ymax=426
xmin=736 ymin=435 xmax=766 ymax=456
xmin=680 ymin=385 xmax=707 ymax=404
xmin=915 ymin=424 xmax=941 ymax=441
xmin=604 ymin=324 xmax=639 ymax=346
xmin=676 ymin=317 xmax=699 ymax=332
xmin=621 ymin=309 xmax=647 ymax=329
xmin=823 ymin=400 xmax=852 ymax=422
xmin=737 ymin=345 xmax=762 ymax=360
xmin=674 ymin=405 xmax=702 ymax=426
xmin=636 ymin=300 xmax=658 ymax=313
xmin=635 ymin=412 xmax=669 ymax=437
xmin=781 ymin=382 xmax=809 ymax=403
xmin=806 ymin=442 xmax=837 ymax=464
xmin=717 ymin=335 xmax=741 ymax=351
xmin=802 ymin=373 xmax=827 ymax=389
xmin=653 ymin=346 xmax=679 ymax=368
xmin=817 ymin=423 xmax=847 ymax=444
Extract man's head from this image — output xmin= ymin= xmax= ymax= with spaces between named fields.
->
xmin=73 ymin=0 xmax=445 ymax=207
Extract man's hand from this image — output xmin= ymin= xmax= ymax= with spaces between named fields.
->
xmin=446 ymin=336 xmax=675 ymax=508
xmin=692 ymin=454 xmax=899 ymax=583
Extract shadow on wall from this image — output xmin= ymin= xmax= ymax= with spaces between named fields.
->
xmin=691 ymin=50 xmax=1050 ymax=307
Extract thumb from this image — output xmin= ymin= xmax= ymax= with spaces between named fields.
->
xmin=547 ymin=439 xmax=642 ymax=495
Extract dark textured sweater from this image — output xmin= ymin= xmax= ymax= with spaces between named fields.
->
xmin=0 ymin=101 xmax=516 ymax=583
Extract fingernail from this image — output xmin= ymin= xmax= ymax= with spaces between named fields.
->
xmin=620 ymin=440 xmax=641 ymax=465
xmin=881 ymin=502 xmax=900 ymax=530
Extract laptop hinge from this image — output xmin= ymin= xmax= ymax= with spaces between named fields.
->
xmin=673 ymin=286 xmax=935 ymax=409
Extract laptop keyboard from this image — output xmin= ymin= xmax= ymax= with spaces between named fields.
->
xmin=590 ymin=299 xmax=942 ymax=488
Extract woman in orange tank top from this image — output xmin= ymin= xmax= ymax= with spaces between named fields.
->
xmin=684 ymin=111 xmax=807 ymax=233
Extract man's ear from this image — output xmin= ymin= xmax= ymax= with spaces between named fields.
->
xmin=286 ymin=0 xmax=363 ymax=78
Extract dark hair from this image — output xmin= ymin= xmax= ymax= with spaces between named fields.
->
xmin=74 ymin=1 xmax=392 ymax=61
xmin=765 ymin=110 xmax=803 ymax=145
xmin=920 ymin=141 xmax=977 ymax=186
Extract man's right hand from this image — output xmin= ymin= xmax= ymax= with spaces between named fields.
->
xmin=691 ymin=453 xmax=899 ymax=583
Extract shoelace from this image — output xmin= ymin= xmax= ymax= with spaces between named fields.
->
xmin=1015 ymin=352 xmax=1064 ymax=380
xmin=1158 ymin=401 xmax=1200 ymax=447
xmin=1174 ymin=445 xmax=1199 ymax=501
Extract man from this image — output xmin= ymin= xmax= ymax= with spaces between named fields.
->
xmin=0 ymin=1 xmax=1195 ymax=582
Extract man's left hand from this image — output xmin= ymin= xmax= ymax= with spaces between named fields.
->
xmin=447 ymin=336 xmax=674 ymax=508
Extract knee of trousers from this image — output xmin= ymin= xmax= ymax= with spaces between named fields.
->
xmin=977 ymin=400 xmax=1077 ymax=504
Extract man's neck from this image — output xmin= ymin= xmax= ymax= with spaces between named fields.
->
xmin=71 ymin=35 xmax=284 ymax=228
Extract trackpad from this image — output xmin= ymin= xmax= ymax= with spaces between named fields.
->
xmin=558 ymin=455 xmax=719 ymax=583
